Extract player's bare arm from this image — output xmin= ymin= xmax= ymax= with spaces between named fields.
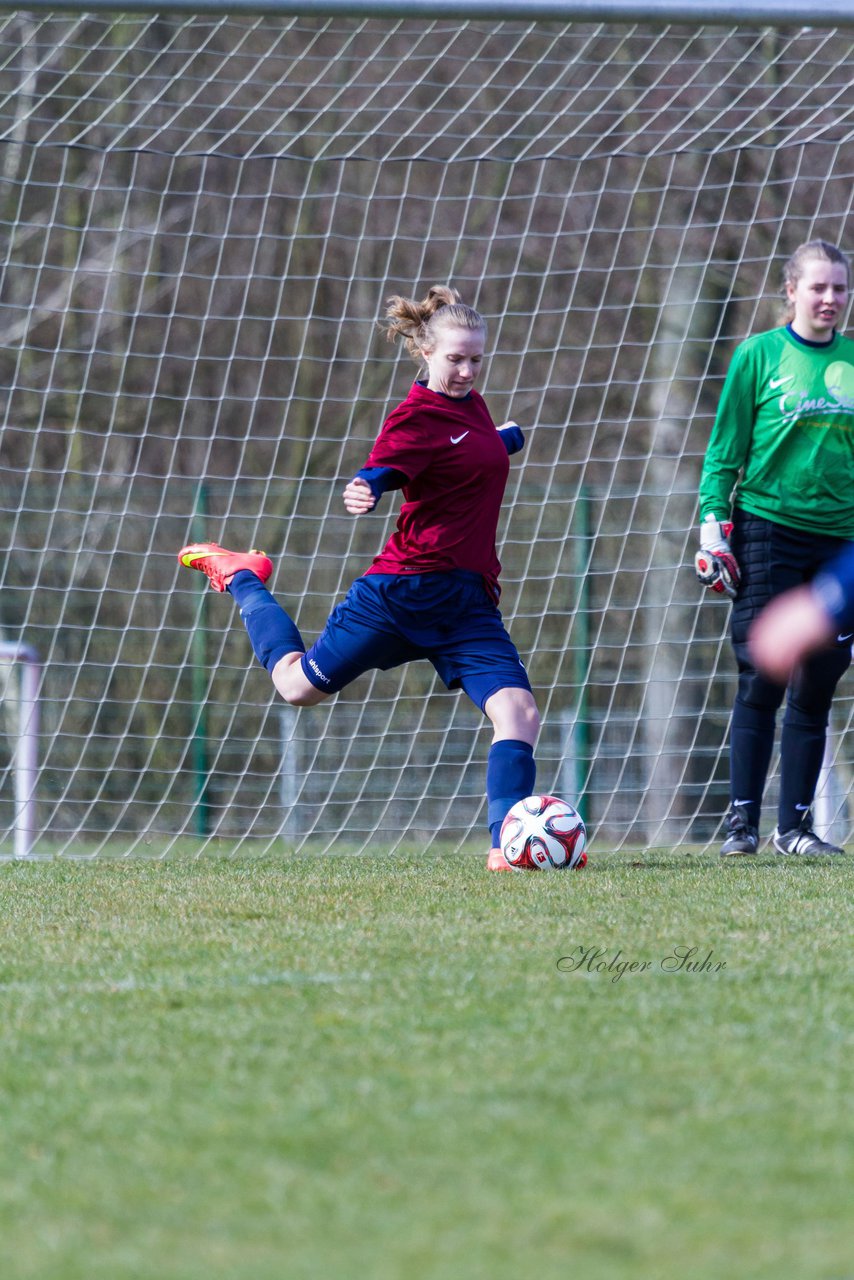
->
xmin=748 ymin=586 xmax=835 ymax=684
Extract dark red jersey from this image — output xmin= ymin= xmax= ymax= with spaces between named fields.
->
xmin=362 ymin=380 xmax=510 ymax=597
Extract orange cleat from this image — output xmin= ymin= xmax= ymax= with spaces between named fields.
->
xmin=178 ymin=542 xmax=273 ymax=593
xmin=486 ymin=847 xmax=514 ymax=872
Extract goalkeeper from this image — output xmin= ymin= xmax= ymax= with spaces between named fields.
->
xmin=179 ymin=286 xmax=538 ymax=871
xmin=697 ymin=239 xmax=854 ymax=858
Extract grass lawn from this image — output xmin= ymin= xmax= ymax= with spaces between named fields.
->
xmin=0 ymin=849 xmax=851 ymax=1280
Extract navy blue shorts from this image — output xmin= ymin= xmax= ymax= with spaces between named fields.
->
xmin=300 ymin=571 xmax=532 ymax=711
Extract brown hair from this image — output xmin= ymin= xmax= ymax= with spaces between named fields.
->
xmin=782 ymin=239 xmax=850 ymax=321
xmin=383 ymin=285 xmax=486 ymax=364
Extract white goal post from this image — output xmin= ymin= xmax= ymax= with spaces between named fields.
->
xmin=1 ymin=2 xmax=853 ymax=856
xmin=0 ymin=643 xmax=41 ymax=858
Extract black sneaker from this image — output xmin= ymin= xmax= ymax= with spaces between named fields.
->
xmin=772 ymin=812 xmax=845 ymax=857
xmin=720 ymin=803 xmax=759 ymax=857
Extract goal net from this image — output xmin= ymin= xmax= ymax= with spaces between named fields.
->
xmin=2 ymin=8 xmax=853 ymax=856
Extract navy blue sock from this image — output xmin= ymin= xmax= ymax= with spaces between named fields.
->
xmin=226 ymin=569 xmax=305 ymax=673
xmin=729 ymin=697 xmax=776 ymax=829
xmin=778 ymin=702 xmax=827 ymax=832
xmin=487 ymin=738 xmax=536 ymax=847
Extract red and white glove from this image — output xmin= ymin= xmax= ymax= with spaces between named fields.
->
xmin=695 ymin=516 xmax=741 ymax=600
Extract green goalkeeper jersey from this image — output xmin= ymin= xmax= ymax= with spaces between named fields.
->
xmin=699 ymin=325 xmax=854 ymax=537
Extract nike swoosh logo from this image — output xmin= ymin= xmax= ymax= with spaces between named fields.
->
xmin=769 ymin=375 xmax=794 ymax=389
xmin=837 ymin=632 xmax=853 ymax=643
xmin=181 ymin=550 xmax=225 ymax=567
xmin=450 ymin=432 xmax=469 ymax=444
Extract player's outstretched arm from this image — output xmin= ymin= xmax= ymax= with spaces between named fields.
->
xmin=343 ymin=466 xmax=407 ymax=515
xmin=748 ymin=586 xmax=834 ymax=684
xmin=750 ymin=543 xmax=854 ymax=682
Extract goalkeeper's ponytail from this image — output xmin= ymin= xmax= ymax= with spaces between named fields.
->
xmin=383 ymin=285 xmax=485 ymax=364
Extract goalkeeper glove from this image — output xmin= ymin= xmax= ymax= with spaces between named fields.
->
xmin=695 ymin=516 xmax=741 ymax=600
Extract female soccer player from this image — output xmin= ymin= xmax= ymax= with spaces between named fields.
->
xmin=696 ymin=239 xmax=854 ymax=857
xmin=179 ymin=286 xmax=538 ymax=870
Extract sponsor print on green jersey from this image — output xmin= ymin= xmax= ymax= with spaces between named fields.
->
xmin=824 ymin=358 xmax=854 ymax=402
xmin=781 ymin=353 xmax=854 ymax=453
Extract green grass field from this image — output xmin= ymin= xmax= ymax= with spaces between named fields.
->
xmin=1 ymin=849 xmax=852 ymax=1280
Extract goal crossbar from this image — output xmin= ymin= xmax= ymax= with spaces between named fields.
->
xmin=0 ymin=1 xmax=849 ymax=28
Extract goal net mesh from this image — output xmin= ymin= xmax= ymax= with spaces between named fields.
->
xmin=2 ymin=12 xmax=853 ymax=855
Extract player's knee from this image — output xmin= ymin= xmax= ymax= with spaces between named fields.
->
xmin=271 ymin=655 xmax=328 ymax=707
xmin=521 ymin=697 xmax=541 ymax=740
xmin=736 ymin=668 xmax=786 ymax=713
xmin=783 ymin=697 xmax=831 ymax=732
xmin=284 ymin=685 xmax=328 ymax=708
xmin=485 ymin=687 xmax=539 ymax=742
xmin=788 ymin=647 xmax=851 ymax=717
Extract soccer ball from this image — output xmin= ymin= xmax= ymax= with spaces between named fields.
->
xmin=499 ymin=794 xmax=587 ymax=871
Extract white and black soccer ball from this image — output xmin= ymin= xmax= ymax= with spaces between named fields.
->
xmin=499 ymin=794 xmax=587 ymax=871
